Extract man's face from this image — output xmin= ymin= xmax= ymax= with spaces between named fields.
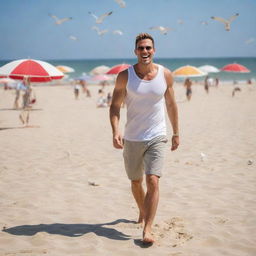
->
xmin=135 ymin=39 xmax=155 ymax=65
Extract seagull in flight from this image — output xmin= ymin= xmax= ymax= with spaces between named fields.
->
xmin=177 ymin=19 xmax=184 ymax=25
xmin=92 ymin=26 xmax=108 ymax=36
xmin=49 ymin=14 xmax=72 ymax=25
xmin=211 ymin=13 xmax=239 ymax=31
xmin=88 ymin=11 xmax=113 ymax=24
xmin=113 ymin=30 xmax=123 ymax=35
xmin=149 ymin=26 xmax=173 ymax=35
xmin=69 ymin=35 xmax=78 ymax=41
xmin=200 ymin=21 xmax=208 ymax=25
xmin=245 ymin=38 xmax=255 ymax=45
xmin=115 ymin=0 xmax=126 ymax=8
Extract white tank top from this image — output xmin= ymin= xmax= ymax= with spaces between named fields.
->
xmin=124 ymin=64 xmax=167 ymax=141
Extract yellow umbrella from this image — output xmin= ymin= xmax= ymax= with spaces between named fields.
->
xmin=56 ymin=65 xmax=75 ymax=73
xmin=173 ymin=65 xmax=206 ymax=78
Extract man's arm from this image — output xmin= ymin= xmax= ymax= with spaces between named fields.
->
xmin=109 ymin=70 xmax=128 ymax=149
xmin=164 ymin=68 xmax=179 ymax=151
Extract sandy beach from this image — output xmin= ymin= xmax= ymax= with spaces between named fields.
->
xmin=0 ymin=82 xmax=256 ymax=256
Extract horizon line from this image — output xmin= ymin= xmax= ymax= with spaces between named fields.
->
xmin=1 ymin=56 xmax=256 ymax=62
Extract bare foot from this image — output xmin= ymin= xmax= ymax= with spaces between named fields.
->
xmin=143 ymin=231 xmax=155 ymax=244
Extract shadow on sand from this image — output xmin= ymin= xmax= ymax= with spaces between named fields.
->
xmin=134 ymin=239 xmax=154 ymax=248
xmin=0 ymin=125 xmax=40 ymax=131
xmin=0 ymin=108 xmax=43 ymax=111
xmin=2 ymin=219 xmax=135 ymax=241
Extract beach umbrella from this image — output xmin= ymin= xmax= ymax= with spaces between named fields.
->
xmin=56 ymin=65 xmax=75 ymax=73
xmin=198 ymin=65 xmax=220 ymax=73
xmin=221 ymin=63 xmax=250 ymax=73
xmin=90 ymin=65 xmax=110 ymax=75
xmin=173 ymin=65 xmax=206 ymax=78
xmin=0 ymin=77 xmax=17 ymax=89
xmin=106 ymin=64 xmax=131 ymax=75
xmin=91 ymin=74 xmax=112 ymax=81
xmin=76 ymin=73 xmax=91 ymax=81
xmin=0 ymin=78 xmax=16 ymax=84
xmin=0 ymin=59 xmax=64 ymax=82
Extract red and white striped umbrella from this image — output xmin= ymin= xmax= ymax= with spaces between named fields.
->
xmin=106 ymin=64 xmax=131 ymax=75
xmin=0 ymin=59 xmax=64 ymax=82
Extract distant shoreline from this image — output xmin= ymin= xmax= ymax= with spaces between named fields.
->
xmin=1 ymin=56 xmax=256 ymax=62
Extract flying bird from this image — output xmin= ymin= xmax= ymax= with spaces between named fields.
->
xmin=69 ymin=35 xmax=78 ymax=41
xmin=88 ymin=11 xmax=113 ymax=24
xmin=49 ymin=14 xmax=72 ymax=25
xmin=113 ymin=30 xmax=123 ymax=35
xmin=115 ymin=0 xmax=126 ymax=8
xmin=245 ymin=38 xmax=255 ymax=45
xmin=149 ymin=26 xmax=173 ymax=35
xmin=177 ymin=19 xmax=184 ymax=25
xmin=92 ymin=26 xmax=108 ymax=36
xmin=211 ymin=13 xmax=239 ymax=31
xmin=200 ymin=21 xmax=208 ymax=25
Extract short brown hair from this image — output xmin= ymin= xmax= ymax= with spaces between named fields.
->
xmin=135 ymin=33 xmax=154 ymax=49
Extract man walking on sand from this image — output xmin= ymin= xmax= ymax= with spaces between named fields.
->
xmin=109 ymin=33 xmax=179 ymax=244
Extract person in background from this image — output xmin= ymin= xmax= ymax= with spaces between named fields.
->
xmin=204 ymin=76 xmax=209 ymax=94
xmin=215 ymin=77 xmax=219 ymax=87
xmin=19 ymin=77 xmax=36 ymax=126
xmin=74 ymin=82 xmax=81 ymax=100
xmin=13 ymin=81 xmax=26 ymax=109
xmin=107 ymin=92 xmax=112 ymax=106
xmin=97 ymin=89 xmax=108 ymax=107
xmin=80 ymin=79 xmax=91 ymax=97
xmin=184 ymin=78 xmax=192 ymax=101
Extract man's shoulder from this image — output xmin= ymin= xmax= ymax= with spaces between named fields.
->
xmin=116 ymin=68 xmax=128 ymax=88
xmin=118 ymin=68 xmax=129 ymax=79
xmin=163 ymin=66 xmax=173 ymax=79
xmin=154 ymin=63 xmax=172 ymax=74
xmin=161 ymin=66 xmax=173 ymax=87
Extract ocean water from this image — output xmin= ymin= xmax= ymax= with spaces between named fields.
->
xmin=1 ymin=57 xmax=256 ymax=82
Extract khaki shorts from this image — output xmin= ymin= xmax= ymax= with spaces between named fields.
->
xmin=123 ymin=135 xmax=168 ymax=180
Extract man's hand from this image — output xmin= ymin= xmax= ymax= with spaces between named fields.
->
xmin=171 ymin=136 xmax=179 ymax=151
xmin=113 ymin=133 xmax=124 ymax=149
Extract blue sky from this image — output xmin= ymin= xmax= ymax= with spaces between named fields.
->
xmin=0 ymin=0 xmax=256 ymax=60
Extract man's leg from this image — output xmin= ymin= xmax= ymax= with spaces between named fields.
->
xmin=131 ymin=178 xmax=145 ymax=224
xmin=143 ymin=174 xmax=159 ymax=243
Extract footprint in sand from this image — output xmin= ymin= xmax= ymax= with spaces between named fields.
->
xmin=153 ymin=217 xmax=193 ymax=247
xmin=213 ymin=216 xmax=229 ymax=224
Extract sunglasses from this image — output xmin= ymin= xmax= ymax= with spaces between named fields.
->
xmin=137 ymin=46 xmax=153 ymax=51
